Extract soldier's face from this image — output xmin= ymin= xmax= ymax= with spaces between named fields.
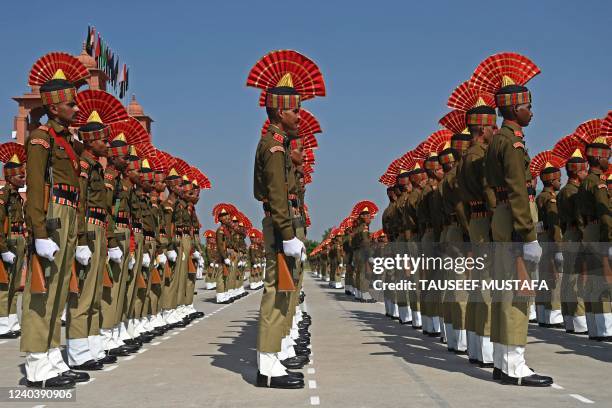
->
xmin=8 ymin=173 xmax=26 ymax=188
xmin=434 ymin=167 xmax=444 ymax=181
xmin=483 ymin=125 xmax=495 ymax=144
xmin=552 ymin=178 xmax=561 ymax=191
xmin=141 ymin=179 xmax=154 ymax=192
xmin=577 ymin=168 xmax=588 ymax=181
xmin=111 ymin=155 xmax=128 ymax=171
xmin=127 ymin=169 xmax=140 ymax=184
xmin=89 ymin=138 xmax=109 ymax=158
xmin=50 ymin=101 xmax=79 ymax=125
xmin=279 ymin=108 xmax=300 ymax=132
xmin=154 ymin=180 xmax=166 ymax=193
xmin=599 ymin=155 xmax=609 ymax=171
xmin=515 ymin=104 xmax=533 ymax=127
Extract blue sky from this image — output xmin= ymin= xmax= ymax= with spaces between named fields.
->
xmin=0 ymin=1 xmax=610 ymax=240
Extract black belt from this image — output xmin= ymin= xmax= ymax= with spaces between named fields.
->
xmin=144 ymin=230 xmax=156 ymax=239
xmin=86 ymin=208 xmax=107 ymax=223
xmin=115 ymin=216 xmax=130 ymax=225
xmin=52 ymin=187 xmax=79 ymax=203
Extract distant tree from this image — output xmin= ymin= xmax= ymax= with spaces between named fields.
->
xmin=321 ymin=227 xmax=332 ymax=241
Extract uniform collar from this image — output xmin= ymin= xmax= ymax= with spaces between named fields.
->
xmin=502 ymin=120 xmax=524 ymax=138
xmin=590 ymin=167 xmax=603 ymax=176
xmin=47 ymin=119 xmax=69 ymax=135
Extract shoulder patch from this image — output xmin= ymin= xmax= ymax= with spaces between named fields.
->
xmin=80 ymin=160 xmax=89 ymax=170
xmin=104 ymin=172 xmax=115 ymax=181
xmin=37 ymin=125 xmax=49 ymax=131
xmin=514 ymin=130 xmax=523 ymax=137
xmin=80 ymin=171 xmax=89 ymax=179
xmin=597 ymin=184 xmax=606 ymax=189
xmin=273 ymin=133 xmax=284 ymax=144
xmin=270 ymin=145 xmax=285 ymax=154
xmin=0 ymin=199 xmax=4 ymax=205
xmin=512 ymin=141 xmax=525 ymax=150
xmin=104 ymin=182 xmax=114 ymax=189
xmin=30 ymin=138 xmax=50 ymax=149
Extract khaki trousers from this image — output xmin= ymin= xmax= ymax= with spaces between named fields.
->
xmin=21 ymin=203 xmax=77 ymax=352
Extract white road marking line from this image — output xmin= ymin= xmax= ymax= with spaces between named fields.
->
xmin=308 ymin=380 xmax=317 ymax=389
xmin=137 ymin=348 xmax=148 ymax=354
xmin=551 ymin=383 xmax=564 ymax=389
xmin=31 ymin=405 xmax=46 ymax=408
xmin=310 ymin=396 xmax=320 ymax=405
xmin=103 ymin=365 xmax=118 ymax=371
xmin=123 ymin=355 xmax=135 ymax=361
xmin=307 ymin=368 xmax=315 ymax=374
xmin=151 ymin=341 xmax=161 ymax=346
xmin=427 ymin=356 xmax=446 ymax=361
xmin=162 ymin=336 xmax=171 ymax=340
xmin=569 ymin=394 xmax=594 ymax=404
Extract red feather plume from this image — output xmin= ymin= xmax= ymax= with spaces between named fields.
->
xmin=469 ymin=52 xmax=541 ymax=94
xmin=439 ymin=110 xmax=466 ymax=134
xmin=212 ymin=203 xmax=236 ymax=223
xmin=172 ymin=158 xmax=191 ymax=177
xmin=421 ymin=129 xmax=453 ymax=156
xmin=28 ymin=52 xmax=90 ymax=87
xmin=351 ymin=200 xmax=379 ymax=217
xmin=247 ymin=50 xmax=326 ymax=104
xmin=303 ymin=149 xmax=315 ymax=164
xmin=109 ymin=117 xmax=151 ymax=145
xmin=552 ymin=135 xmax=585 ymax=161
xmin=204 ymin=229 xmax=216 ymax=239
xmin=0 ymin=142 xmax=26 ymax=164
xmin=302 ymin=134 xmax=319 ymax=149
xmin=189 ymin=166 xmax=212 ymax=190
xmin=74 ymin=90 xmax=129 ymax=126
xmin=447 ymin=81 xmax=496 ymax=110
xmin=573 ymin=119 xmax=602 ymax=144
xmin=154 ymin=150 xmax=176 ymax=172
xmin=134 ymin=143 xmax=156 ymax=158
xmin=529 ymin=150 xmax=565 ymax=179
xmin=602 ymin=111 xmax=612 ymax=141
xmin=147 ymin=153 xmax=169 ymax=174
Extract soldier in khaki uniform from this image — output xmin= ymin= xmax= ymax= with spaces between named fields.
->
xmin=381 ymin=186 xmax=397 ymax=317
xmin=66 ymin=105 xmax=125 ymax=370
xmin=555 ymin=144 xmax=589 ymax=333
xmin=476 ymin=52 xmax=552 ymax=385
xmin=350 ymin=202 xmax=377 ymax=303
xmin=99 ymin=130 xmax=139 ymax=356
xmin=204 ymin=230 xmax=218 ymax=289
xmin=160 ymin=162 xmax=183 ymax=327
xmin=533 ymin=153 xmax=565 ymax=328
xmin=249 ymin=51 xmax=328 ymax=387
xmin=0 ymin=143 xmax=27 ymax=339
xmin=394 ymin=170 xmax=413 ymax=323
xmin=575 ymin=120 xmax=611 ymax=341
xmin=22 ymin=54 xmax=90 ymax=388
xmin=455 ymin=104 xmax=497 ymax=367
xmin=213 ymin=204 xmax=234 ymax=304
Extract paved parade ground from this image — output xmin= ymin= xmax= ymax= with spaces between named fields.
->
xmin=0 ymin=274 xmax=610 ymax=408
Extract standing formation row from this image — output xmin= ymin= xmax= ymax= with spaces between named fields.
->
xmin=0 ymin=51 xmax=211 ymax=389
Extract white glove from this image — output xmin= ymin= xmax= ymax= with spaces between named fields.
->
xmin=301 ymin=252 xmax=307 ymax=262
xmin=209 ymin=262 xmax=215 ymax=267
xmin=214 ymin=263 xmax=219 ymax=268
xmin=224 ymin=258 xmax=231 ymax=266
xmin=157 ymin=253 xmax=167 ymax=265
xmin=1 ymin=251 xmax=16 ymax=264
xmin=283 ymin=237 xmax=305 ymax=259
xmin=35 ymin=238 xmax=59 ymax=262
xmin=128 ymin=255 xmax=136 ymax=270
xmin=523 ymin=241 xmax=542 ymax=264
xmin=76 ymin=245 xmax=92 ymax=266
xmin=554 ymin=252 xmax=564 ymax=268
xmin=193 ymin=251 xmax=201 ymax=260
xmin=339 ymin=263 xmax=344 ymax=268
xmin=142 ymin=253 xmax=151 ymax=268
xmin=108 ymin=246 xmax=123 ymax=263
xmin=198 ymin=260 xmax=204 ymax=268
xmin=167 ymin=250 xmax=177 ymax=263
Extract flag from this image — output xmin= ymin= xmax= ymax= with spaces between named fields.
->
xmin=85 ymin=26 xmax=91 ymax=55
xmin=89 ymin=27 xmax=96 ymax=56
